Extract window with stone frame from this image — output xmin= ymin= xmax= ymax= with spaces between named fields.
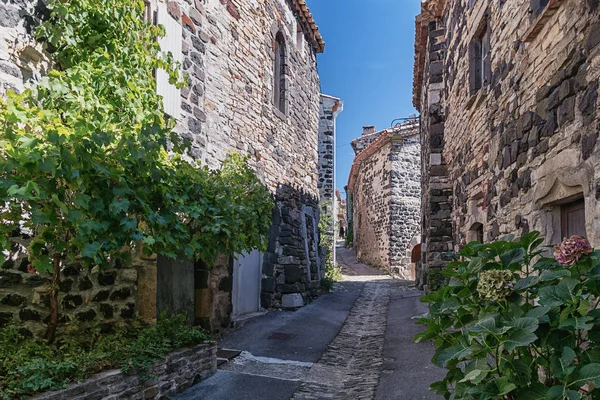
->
xmin=154 ymin=3 xmax=182 ymax=119
xmin=296 ymin=22 xmax=304 ymax=52
xmin=273 ymin=32 xmax=286 ymax=113
xmin=468 ymin=222 xmax=484 ymax=243
xmin=144 ymin=1 xmax=154 ymax=24
xmin=468 ymin=16 xmax=491 ymax=95
xmin=530 ymin=0 xmax=550 ymax=18
xmin=560 ymin=199 xmax=587 ymax=239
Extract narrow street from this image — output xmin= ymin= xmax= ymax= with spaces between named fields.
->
xmin=175 ymin=245 xmax=444 ymax=400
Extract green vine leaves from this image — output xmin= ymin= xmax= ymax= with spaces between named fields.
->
xmin=416 ymin=232 xmax=600 ymax=399
xmin=0 ymin=0 xmax=273 ymax=274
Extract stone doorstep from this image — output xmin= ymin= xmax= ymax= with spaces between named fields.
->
xmin=216 ymin=348 xmax=242 ymax=368
xmin=231 ymin=310 xmax=268 ymax=329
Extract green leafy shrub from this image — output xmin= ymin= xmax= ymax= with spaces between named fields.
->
xmin=345 ymin=220 xmax=353 ymax=247
xmin=415 ymin=232 xmax=600 ymax=399
xmin=0 ymin=0 xmax=273 ymax=342
xmin=425 ymin=267 xmax=449 ymax=292
xmin=0 ymin=314 xmax=210 ymax=399
xmin=320 ymin=256 xmax=343 ymax=291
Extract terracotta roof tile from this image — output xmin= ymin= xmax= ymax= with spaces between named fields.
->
xmin=294 ymin=0 xmax=325 ymax=53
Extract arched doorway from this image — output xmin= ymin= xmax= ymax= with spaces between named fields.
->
xmin=410 ymin=244 xmax=421 ymax=280
xmin=411 ymin=244 xmax=422 ymax=263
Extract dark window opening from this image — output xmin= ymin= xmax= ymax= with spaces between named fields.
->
xmin=469 ymin=17 xmax=491 ymax=95
xmin=561 ymin=199 xmax=586 ymax=239
xmin=144 ymin=1 xmax=156 ymax=24
xmin=274 ymin=32 xmax=286 ymax=113
xmin=530 ymin=0 xmax=550 ymax=17
xmin=469 ymin=222 xmax=484 ymax=244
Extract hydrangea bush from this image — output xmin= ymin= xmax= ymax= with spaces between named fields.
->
xmin=416 ymin=232 xmax=600 ymax=399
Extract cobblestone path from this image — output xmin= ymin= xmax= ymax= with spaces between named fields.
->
xmin=175 ymin=244 xmax=443 ymax=400
xmin=292 ymin=281 xmax=405 ymax=400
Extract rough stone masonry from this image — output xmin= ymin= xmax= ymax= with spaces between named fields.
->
xmin=0 ymin=0 xmax=330 ymax=334
xmin=347 ymin=120 xmax=421 ymax=279
xmin=318 ymin=94 xmax=343 ymax=251
xmin=415 ymin=0 xmax=600 ymax=284
xmin=154 ymin=0 xmax=327 ymax=313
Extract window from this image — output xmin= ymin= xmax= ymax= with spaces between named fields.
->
xmin=530 ymin=0 xmax=550 ymax=17
xmin=155 ymin=3 xmax=182 ymax=119
xmin=296 ymin=23 xmax=303 ymax=51
xmin=469 ymin=17 xmax=491 ymax=95
xmin=561 ymin=199 xmax=587 ymax=239
xmin=144 ymin=1 xmax=154 ymax=23
xmin=468 ymin=222 xmax=484 ymax=243
xmin=273 ymin=32 xmax=286 ymax=113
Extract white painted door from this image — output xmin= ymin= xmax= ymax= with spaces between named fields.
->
xmin=232 ymin=250 xmax=262 ymax=317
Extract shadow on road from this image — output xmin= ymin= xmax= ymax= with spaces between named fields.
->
xmin=174 ymin=243 xmax=445 ymax=400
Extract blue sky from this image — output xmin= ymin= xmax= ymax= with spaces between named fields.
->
xmin=307 ymin=0 xmax=421 ymax=198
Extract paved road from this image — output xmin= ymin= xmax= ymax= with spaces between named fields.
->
xmin=175 ymin=245 xmax=444 ymax=400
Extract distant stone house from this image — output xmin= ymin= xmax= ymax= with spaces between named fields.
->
xmin=0 ymin=0 xmax=329 ymax=335
xmin=346 ymin=121 xmax=421 ymax=279
xmin=414 ymin=0 xmax=600 ymax=285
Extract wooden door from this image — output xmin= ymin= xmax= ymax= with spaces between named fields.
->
xmin=561 ymin=200 xmax=586 ymax=238
xmin=156 ymin=255 xmax=195 ymax=324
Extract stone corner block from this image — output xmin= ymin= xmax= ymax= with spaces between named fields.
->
xmin=281 ymin=293 xmax=304 ymax=309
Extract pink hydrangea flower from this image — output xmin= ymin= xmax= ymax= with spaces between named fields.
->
xmin=554 ymin=235 xmax=593 ymax=266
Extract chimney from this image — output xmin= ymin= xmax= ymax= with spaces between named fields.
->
xmin=362 ymin=125 xmax=375 ymax=135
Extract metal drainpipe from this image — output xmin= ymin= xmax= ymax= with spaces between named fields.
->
xmin=332 ymin=103 xmax=338 ymax=270
xmin=332 ymin=98 xmax=344 ymax=270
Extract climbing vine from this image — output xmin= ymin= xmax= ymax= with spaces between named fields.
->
xmin=319 ymin=201 xmax=342 ymax=290
xmin=0 ymin=0 xmax=273 ymax=342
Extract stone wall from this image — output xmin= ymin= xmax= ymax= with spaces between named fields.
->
xmin=413 ymin=3 xmax=454 ymax=288
xmin=318 ymin=94 xmax=342 ymax=254
xmin=1 ymin=242 xmax=155 ymax=337
xmin=351 ymin=140 xmax=392 ymax=269
xmin=194 ymin=255 xmax=232 ymax=334
xmin=32 ymin=343 xmax=217 ymax=400
xmin=347 ymin=123 xmax=422 ymax=276
xmin=389 ymin=134 xmax=422 ymax=278
xmin=261 ymin=185 xmax=321 ymax=309
xmin=414 ymin=0 xmax=600 ymax=276
xmin=318 ymin=95 xmax=341 ymax=205
xmin=0 ymin=0 xmax=50 ymax=96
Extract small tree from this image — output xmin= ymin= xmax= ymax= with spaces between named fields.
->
xmin=0 ymin=0 xmax=273 ymax=343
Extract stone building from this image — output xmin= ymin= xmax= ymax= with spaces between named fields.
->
xmin=0 ymin=0 xmax=327 ymax=335
xmin=346 ymin=120 xmax=421 ymax=279
xmin=414 ymin=0 xmax=600 ymax=286
xmin=318 ymin=94 xmax=343 ymax=252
